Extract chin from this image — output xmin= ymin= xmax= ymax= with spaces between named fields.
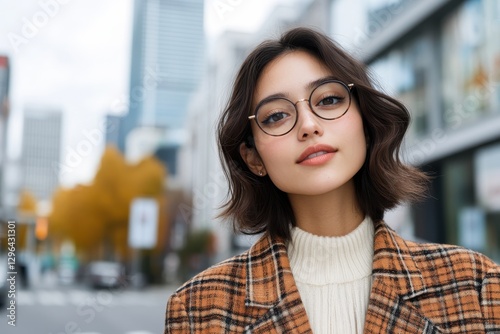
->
xmin=282 ymin=181 xmax=352 ymax=197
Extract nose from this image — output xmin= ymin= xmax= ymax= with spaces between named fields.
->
xmin=295 ymin=100 xmax=323 ymax=140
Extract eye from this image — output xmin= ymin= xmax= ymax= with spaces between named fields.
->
xmin=262 ymin=111 xmax=290 ymax=124
xmin=257 ymin=99 xmax=295 ymax=126
xmin=317 ymin=95 xmax=343 ymax=107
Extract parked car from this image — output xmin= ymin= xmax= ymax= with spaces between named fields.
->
xmin=86 ymin=261 xmax=125 ymax=289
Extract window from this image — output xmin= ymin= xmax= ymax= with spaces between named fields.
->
xmin=441 ymin=143 xmax=500 ymax=263
xmin=441 ymin=0 xmax=500 ymax=129
xmin=370 ymin=35 xmax=433 ymax=140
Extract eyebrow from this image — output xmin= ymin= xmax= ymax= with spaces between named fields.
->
xmin=306 ymin=75 xmax=338 ymax=91
xmin=256 ymin=75 xmax=339 ymax=105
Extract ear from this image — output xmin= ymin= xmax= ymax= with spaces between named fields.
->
xmin=239 ymin=142 xmax=267 ymax=176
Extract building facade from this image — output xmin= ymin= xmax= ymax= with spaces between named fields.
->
xmin=117 ymin=0 xmax=205 ymax=177
xmin=21 ymin=109 xmax=62 ymax=201
xmin=331 ymin=0 xmax=500 ymax=262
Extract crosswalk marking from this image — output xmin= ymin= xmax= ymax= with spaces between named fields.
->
xmin=17 ymin=292 xmax=35 ymax=305
xmin=68 ymin=290 xmax=92 ymax=304
xmin=17 ymin=290 xmax=94 ymax=306
xmin=38 ymin=290 xmax=66 ymax=305
xmin=16 ymin=289 xmax=166 ymax=307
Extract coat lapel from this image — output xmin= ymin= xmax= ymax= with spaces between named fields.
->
xmin=364 ymin=221 xmax=441 ymax=333
xmin=244 ymin=234 xmax=312 ymax=333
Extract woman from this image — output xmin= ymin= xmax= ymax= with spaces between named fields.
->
xmin=165 ymin=27 xmax=500 ymax=333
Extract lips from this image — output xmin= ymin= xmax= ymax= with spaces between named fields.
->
xmin=296 ymin=144 xmax=337 ymax=164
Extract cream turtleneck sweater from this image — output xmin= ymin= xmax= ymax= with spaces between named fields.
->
xmin=287 ymin=216 xmax=375 ymax=334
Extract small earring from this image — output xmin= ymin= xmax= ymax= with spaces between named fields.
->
xmin=258 ymin=170 xmax=263 ymax=176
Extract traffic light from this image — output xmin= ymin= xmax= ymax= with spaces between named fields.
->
xmin=35 ymin=217 xmax=48 ymax=240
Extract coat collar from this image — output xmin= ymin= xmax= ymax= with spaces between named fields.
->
xmin=245 ymin=220 xmax=428 ymax=306
xmin=245 ymin=233 xmax=292 ymax=308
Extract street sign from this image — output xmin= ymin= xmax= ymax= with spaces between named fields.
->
xmin=128 ymin=197 xmax=159 ymax=249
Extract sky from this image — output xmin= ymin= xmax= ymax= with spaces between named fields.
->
xmin=0 ymin=0 xmax=283 ymax=188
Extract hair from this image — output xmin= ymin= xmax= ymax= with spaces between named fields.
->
xmin=217 ymin=27 xmax=429 ymax=240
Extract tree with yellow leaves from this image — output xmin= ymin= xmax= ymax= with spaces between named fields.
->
xmin=18 ymin=190 xmax=37 ymax=214
xmin=49 ymin=146 xmax=166 ymax=261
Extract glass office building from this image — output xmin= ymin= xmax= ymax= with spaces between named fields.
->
xmin=118 ymin=0 xmax=205 ymax=161
xmin=22 ymin=109 xmax=62 ymax=201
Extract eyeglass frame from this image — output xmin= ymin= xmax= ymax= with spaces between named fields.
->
xmin=248 ymin=80 xmax=355 ymax=137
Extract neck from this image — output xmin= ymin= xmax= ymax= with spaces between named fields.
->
xmin=288 ymin=180 xmax=363 ymax=237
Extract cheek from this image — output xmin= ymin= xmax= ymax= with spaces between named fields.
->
xmin=343 ymin=108 xmax=366 ymax=144
xmin=254 ymin=136 xmax=291 ymax=182
xmin=336 ymin=109 xmax=367 ymax=165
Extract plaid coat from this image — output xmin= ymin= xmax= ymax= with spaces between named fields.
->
xmin=165 ymin=220 xmax=500 ymax=333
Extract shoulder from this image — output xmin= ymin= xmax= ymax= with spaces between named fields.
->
xmin=175 ymin=249 xmax=250 ymax=297
xmin=165 ymin=248 xmax=252 ymax=331
xmin=172 ymin=232 xmax=286 ymax=297
xmin=375 ymin=220 xmax=498 ymax=284
xmin=399 ymin=233 xmax=499 ymax=285
xmin=370 ymin=222 xmax=500 ymax=332
xmin=165 ymin=235 xmax=276 ymax=333
xmin=408 ymin=238 xmax=497 ymax=271
xmin=169 ymin=233 xmax=273 ymax=307
xmin=165 ymin=249 xmax=252 ymax=332
xmin=403 ymin=237 xmax=500 ymax=327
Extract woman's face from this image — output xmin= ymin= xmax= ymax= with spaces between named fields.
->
xmin=242 ymin=50 xmax=367 ymax=197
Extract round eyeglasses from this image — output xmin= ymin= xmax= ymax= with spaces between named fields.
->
xmin=248 ymin=80 xmax=354 ymax=136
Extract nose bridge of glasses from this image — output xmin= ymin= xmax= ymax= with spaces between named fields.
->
xmin=293 ymin=98 xmax=309 ymax=107
xmin=294 ymin=98 xmax=322 ymax=130
xmin=293 ymin=98 xmax=314 ymax=116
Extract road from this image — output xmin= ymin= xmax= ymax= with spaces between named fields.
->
xmin=0 ymin=282 xmax=176 ymax=334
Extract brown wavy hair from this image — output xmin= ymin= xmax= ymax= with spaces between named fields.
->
xmin=217 ymin=27 xmax=428 ymax=240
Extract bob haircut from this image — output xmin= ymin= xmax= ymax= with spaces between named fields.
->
xmin=217 ymin=27 xmax=428 ymax=240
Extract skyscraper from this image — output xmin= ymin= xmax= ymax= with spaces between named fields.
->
xmin=118 ymin=0 xmax=205 ymax=158
xmin=21 ymin=109 xmax=62 ymax=201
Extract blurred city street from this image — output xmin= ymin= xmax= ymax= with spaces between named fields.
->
xmin=0 ymin=274 xmax=176 ymax=334
xmin=0 ymin=0 xmax=499 ymax=331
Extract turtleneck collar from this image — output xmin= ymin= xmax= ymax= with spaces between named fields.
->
xmin=287 ymin=216 xmax=375 ymax=285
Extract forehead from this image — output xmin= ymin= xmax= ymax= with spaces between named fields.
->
xmin=254 ymin=50 xmax=333 ymax=102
